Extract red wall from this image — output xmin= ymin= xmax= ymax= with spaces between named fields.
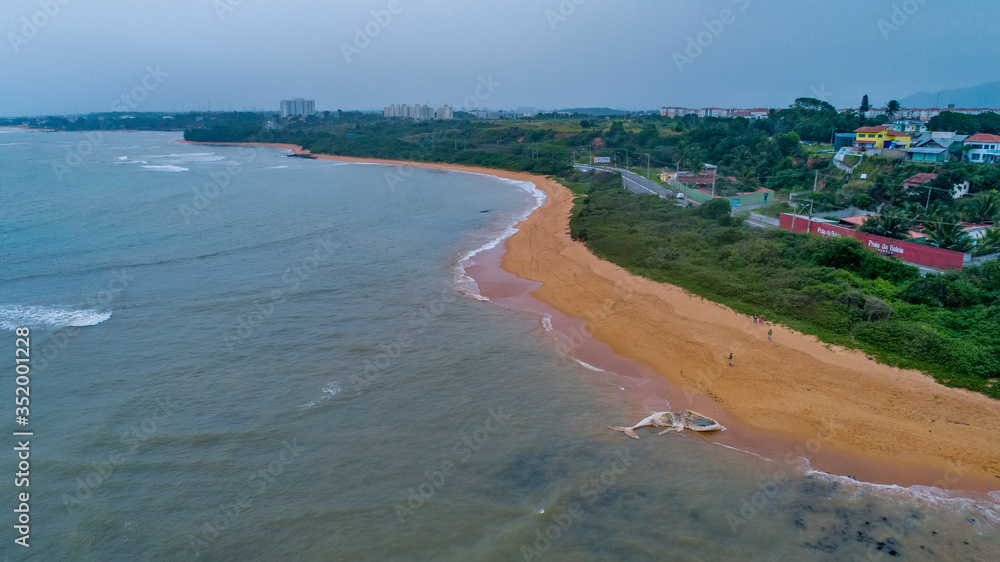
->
xmin=778 ymin=214 xmax=965 ymax=269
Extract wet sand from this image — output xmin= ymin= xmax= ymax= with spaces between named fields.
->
xmin=184 ymin=140 xmax=1000 ymax=493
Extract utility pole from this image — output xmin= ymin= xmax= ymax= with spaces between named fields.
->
xmin=813 ymin=170 xmax=819 ymax=191
xmin=644 ymin=153 xmax=651 ymax=180
xmin=791 ymin=198 xmax=815 ymax=234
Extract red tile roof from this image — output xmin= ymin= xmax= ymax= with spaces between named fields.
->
xmin=840 ymin=216 xmax=869 ymax=226
xmin=855 ymin=126 xmax=889 ymax=133
xmin=886 ymin=129 xmax=908 ymax=136
xmin=903 ymin=173 xmax=938 ymax=187
xmin=966 ymin=133 xmax=1000 ymax=143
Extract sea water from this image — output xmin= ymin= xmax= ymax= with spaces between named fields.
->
xmin=1 ymin=130 xmax=997 ymax=560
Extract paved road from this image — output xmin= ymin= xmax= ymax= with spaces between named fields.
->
xmin=573 ymin=164 xmax=696 ymax=206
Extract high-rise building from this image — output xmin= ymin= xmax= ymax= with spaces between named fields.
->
xmin=280 ymin=98 xmax=316 ymax=118
xmin=383 ymin=103 xmax=454 ymax=120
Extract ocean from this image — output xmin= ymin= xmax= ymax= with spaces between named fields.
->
xmin=1 ymin=129 xmax=998 ymax=561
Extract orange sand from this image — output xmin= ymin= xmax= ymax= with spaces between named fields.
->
xmin=184 ymin=141 xmax=1000 ymax=491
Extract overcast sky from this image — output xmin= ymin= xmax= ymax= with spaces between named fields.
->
xmin=2 ymin=0 xmax=998 ymax=116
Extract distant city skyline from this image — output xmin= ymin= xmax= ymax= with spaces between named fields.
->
xmin=3 ymin=0 xmax=1000 ymax=117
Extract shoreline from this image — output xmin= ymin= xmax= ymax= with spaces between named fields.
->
xmin=182 ymin=140 xmax=1000 ymax=494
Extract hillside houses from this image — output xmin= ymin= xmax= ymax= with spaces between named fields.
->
xmin=964 ymin=133 xmax=1000 ymax=164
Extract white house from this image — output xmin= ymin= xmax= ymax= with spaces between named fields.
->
xmin=964 ymin=133 xmax=1000 ymax=164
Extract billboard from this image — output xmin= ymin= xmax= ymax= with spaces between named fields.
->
xmin=593 ymin=157 xmax=611 ymax=164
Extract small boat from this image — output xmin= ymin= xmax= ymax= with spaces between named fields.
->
xmin=679 ymin=410 xmax=725 ymax=432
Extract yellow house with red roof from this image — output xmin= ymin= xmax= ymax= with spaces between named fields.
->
xmin=853 ymin=126 xmax=912 ymax=149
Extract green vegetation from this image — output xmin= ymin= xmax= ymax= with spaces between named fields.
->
xmin=8 ymin=100 xmax=1000 ymax=396
xmin=171 ymin=102 xmax=1000 ymax=398
xmin=568 ymin=171 xmax=1000 ymax=398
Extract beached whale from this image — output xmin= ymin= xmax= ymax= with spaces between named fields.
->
xmin=609 ymin=410 xmax=724 ymax=439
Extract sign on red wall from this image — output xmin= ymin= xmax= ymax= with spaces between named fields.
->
xmin=778 ymin=214 xmax=965 ymax=269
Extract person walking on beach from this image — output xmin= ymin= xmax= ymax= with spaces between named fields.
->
xmin=768 ymin=329 xmax=773 ymax=342
xmin=728 ymin=352 xmax=733 ymax=367
xmin=752 ymin=314 xmax=757 ymax=324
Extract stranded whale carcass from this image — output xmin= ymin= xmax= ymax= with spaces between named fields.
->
xmin=609 ymin=410 xmax=724 ymax=439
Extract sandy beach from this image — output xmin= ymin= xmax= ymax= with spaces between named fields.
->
xmin=186 ymin=141 xmax=1000 ymax=492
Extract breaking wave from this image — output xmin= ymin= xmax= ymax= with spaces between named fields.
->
xmin=0 ymin=305 xmax=111 ymax=331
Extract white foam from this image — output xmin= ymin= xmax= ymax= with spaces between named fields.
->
xmin=789 ymin=457 xmax=1000 ymax=522
xmin=299 ymin=381 xmax=343 ymax=410
xmin=453 ymin=176 xmax=546 ymax=301
xmin=148 ymin=152 xmax=217 ymax=159
xmin=145 ymin=152 xmax=226 ymax=164
xmin=142 ymin=165 xmax=189 ymax=172
xmin=573 ymin=358 xmax=605 ymax=372
xmin=117 ymin=156 xmax=128 ymax=160
xmin=0 ymin=142 xmax=26 ymax=146
xmin=540 ymin=315 xmax=553 ymax=332
xmin=267 ymin=165 xmax=290 ymax=169
xmin=713 ymin=442 xmax=774 ymax=461
xmin=0 ymin=305 xmax=111 ymax=331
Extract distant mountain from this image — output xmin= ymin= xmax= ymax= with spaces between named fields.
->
xmin=556 ymin=107 xmax=632 ymax=116
xmin=900 ymin=81 xmax=1000 ymax=109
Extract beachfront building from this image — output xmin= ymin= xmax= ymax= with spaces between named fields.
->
xmin=853 ymin=126 xmax=911 ymax=149
xmin=963 ymin=133 xmax=1000 ymax=163
xmin=280 ymin=98 xmax=316 ymax=118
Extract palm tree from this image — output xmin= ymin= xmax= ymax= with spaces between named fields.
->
xmin=860 ymin=210 xmax=911 ymax=240
xmin=924 ymin=220 xmax=974 ymax=252
xmin=870 ymin=177 xmax=907 ymax=207
xmin=885 ymin=100 xmax=902 ymax=121
xmin=973 ymin=227 xmax=1000 ymax=256
xmin=962 ymin=193 xmax=999 ymax=224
